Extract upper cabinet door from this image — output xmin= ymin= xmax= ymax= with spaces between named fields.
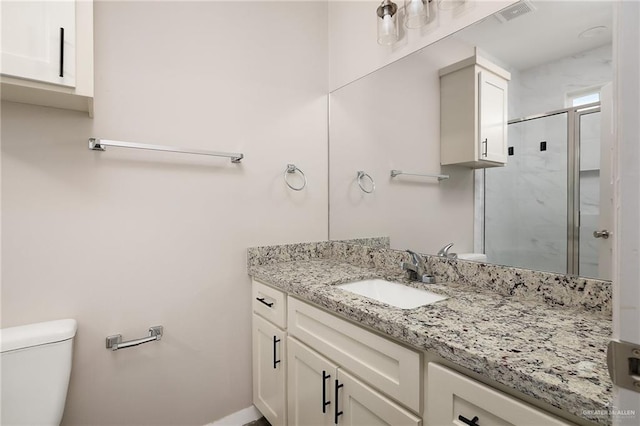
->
xmin=1 ymin=0 xmax=76 ymax=87
xmin=478 ymin=70 xmax=508 ymax=164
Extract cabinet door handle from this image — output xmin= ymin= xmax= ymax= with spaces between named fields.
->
xmin=322 ymin=370 xmax=331 ymax=413
xmin=458 ymin=415 xmax=480 ymax=426
xmin=59 ymin=27 xmax=64 ymax=77
xmin=482 ymin=138 xmax=488 ymax=157
xmin=334 ymin=379 xmax=343 ymax=424
xmin=256 ymin=297 xmax=274 ymax=308
xmin=272 ymin=336 xmax=281 ymax=369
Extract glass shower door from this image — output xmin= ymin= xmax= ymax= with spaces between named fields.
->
xmin=484 ymin=112 xmax=568 ymax=274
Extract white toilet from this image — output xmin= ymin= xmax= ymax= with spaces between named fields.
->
xmin=1 ymin=319 xmax=78 ymax=425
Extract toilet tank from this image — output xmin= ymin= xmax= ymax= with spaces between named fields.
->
xmin=1 ymin=319 xmax=77 ymax=426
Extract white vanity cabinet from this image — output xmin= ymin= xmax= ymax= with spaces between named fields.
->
xmin=426 ymin=363 xmax=574 ymax=426
xmin=1 ymin=0 xmax=94 ymax=115
xmin=440 ymin=54 xmax=510 ymax=168
xmin=287 ymin=296 xmax=422 ymax=425
xmin=252 ymin=279 xmax=578 ymax=426
xmin=252 ymin=280 xmax=287 ymax=426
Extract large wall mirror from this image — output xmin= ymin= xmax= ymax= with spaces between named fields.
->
xmin=328 ymin=0 xmax=613 ymax=281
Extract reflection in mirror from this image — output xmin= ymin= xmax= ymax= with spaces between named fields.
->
xmin=328 ymin=0 xmax=612 ymax=280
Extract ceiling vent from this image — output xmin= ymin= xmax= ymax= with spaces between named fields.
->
xmin=494 ymin=0 xmax=536 ymax=23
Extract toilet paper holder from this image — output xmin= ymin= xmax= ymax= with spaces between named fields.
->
xmin=106 ymin=326 xmax=163 ymax=351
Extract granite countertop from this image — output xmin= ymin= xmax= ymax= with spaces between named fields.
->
xmin=249 ymin=258 xmax=612 ymax=425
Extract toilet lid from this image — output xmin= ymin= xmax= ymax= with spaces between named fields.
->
xmin=0 ymin=319 xmax=77 ymax=352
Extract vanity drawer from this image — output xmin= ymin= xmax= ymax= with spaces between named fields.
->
xmin=288 ymin=296 xmax=421 ymax=413
xmin=426 ymin=363 xmax=573 ymax=425
xmin=252 ymin=279 xmax=287 ymax=329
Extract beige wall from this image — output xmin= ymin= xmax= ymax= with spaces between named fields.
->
xmin=1 ymin=1 xmax=328 ymax=425
xmin=329 ymin=37 xmax=476 ymax=255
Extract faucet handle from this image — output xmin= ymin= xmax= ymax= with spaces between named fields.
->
xmin=437 ymin=243 xmax=454 ymax=257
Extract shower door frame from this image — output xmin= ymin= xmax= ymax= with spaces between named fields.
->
xmin=503 ymin=101 xmax=601 ymax=276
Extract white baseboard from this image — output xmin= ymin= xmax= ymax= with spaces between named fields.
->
xmin=207 ymin=405 xmax=262 ymax=426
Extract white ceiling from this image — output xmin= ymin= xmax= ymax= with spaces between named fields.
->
xmin=452 ymin=0 xmax=613 ymax=71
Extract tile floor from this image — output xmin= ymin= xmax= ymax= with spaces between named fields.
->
xmin=242 ymin=417 xmax=270 ymax=426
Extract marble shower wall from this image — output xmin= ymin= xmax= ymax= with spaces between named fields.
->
xmin=511 ymin=44 xmax=613 ymax=118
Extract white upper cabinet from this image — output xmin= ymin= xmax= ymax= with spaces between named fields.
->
xmin=440 ymin=53 xmax=510 ymax=168
xmin=0 ymin=0 xmax=93 ymax=115
xmin=2 ymin=0 xmax=76 ymax=87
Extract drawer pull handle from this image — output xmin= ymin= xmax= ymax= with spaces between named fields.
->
xmin=459 ymin=415 xmax=480 ymax=426
xmin=334 ymin=379 xmax=343 ymax=424
xmin=256 ymin=297 xmax=274 ymax=308
xmin=482 ymin=138 xmax=488 ymax=157
xmin=273 ymin=336 xmax=281 ymax=369
xmin=322 ymin=370 xmax=331 ymax=413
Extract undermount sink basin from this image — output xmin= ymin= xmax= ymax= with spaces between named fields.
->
xmin=336 ymin=279 xmax=447 ymax=309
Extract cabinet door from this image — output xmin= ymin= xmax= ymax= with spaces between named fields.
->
xmin=478 ymin=70 xmax=508 ymax=163
xmin=287 ymin=337 xmax=338 ymax=426
xmin=1 ymin=0 xmax=76 ymax=87
xmin=336 ymin=369 xmax=422 ymax=426
xmin=253 ymin=314 xmax=286 ymax=426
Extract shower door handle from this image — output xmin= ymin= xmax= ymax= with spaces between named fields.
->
xmin=593 ymin=230 xmax=610 ymax=239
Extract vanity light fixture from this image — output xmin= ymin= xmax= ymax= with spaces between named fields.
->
xmin=377 ymin=0 xmax=399 ymax=45
xmin=377 ymin=0 xmax=434 ymax=45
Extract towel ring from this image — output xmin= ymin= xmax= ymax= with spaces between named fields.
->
xmin=284 ymin=164 xmax=307 ymax=191
xmin=357 ymin=171 xmax=375 ymax=194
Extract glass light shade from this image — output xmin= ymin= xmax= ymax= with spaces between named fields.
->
xmin=404 ymin=0 xmax=430 ymax=29
xmin=377 ymin=0 xmax=399 ymax=45
xmin=437 ymin=0 xmax=465 ymax=11
xmin=378 ymin=14 xmax=398 ymax=45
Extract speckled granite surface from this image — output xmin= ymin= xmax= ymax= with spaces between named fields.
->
xmin=247 ymin=241 xmax=613 ymax=425
xmin=429 ymin=256 xmax=611 ymax=314
xmin=327 ymin=242 xmax=612 ymax=315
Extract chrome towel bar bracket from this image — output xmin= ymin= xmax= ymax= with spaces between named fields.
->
xmin=106 ymin=326 xmax=163 ymax=351
xmin=89 ymin=138 xmax=244 ymax=163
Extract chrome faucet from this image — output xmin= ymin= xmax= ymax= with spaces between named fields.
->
xmin=401 ymin=250 xmax=436 ymax=284
xmin=437 ymin=243 xmax=457 ymax=259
